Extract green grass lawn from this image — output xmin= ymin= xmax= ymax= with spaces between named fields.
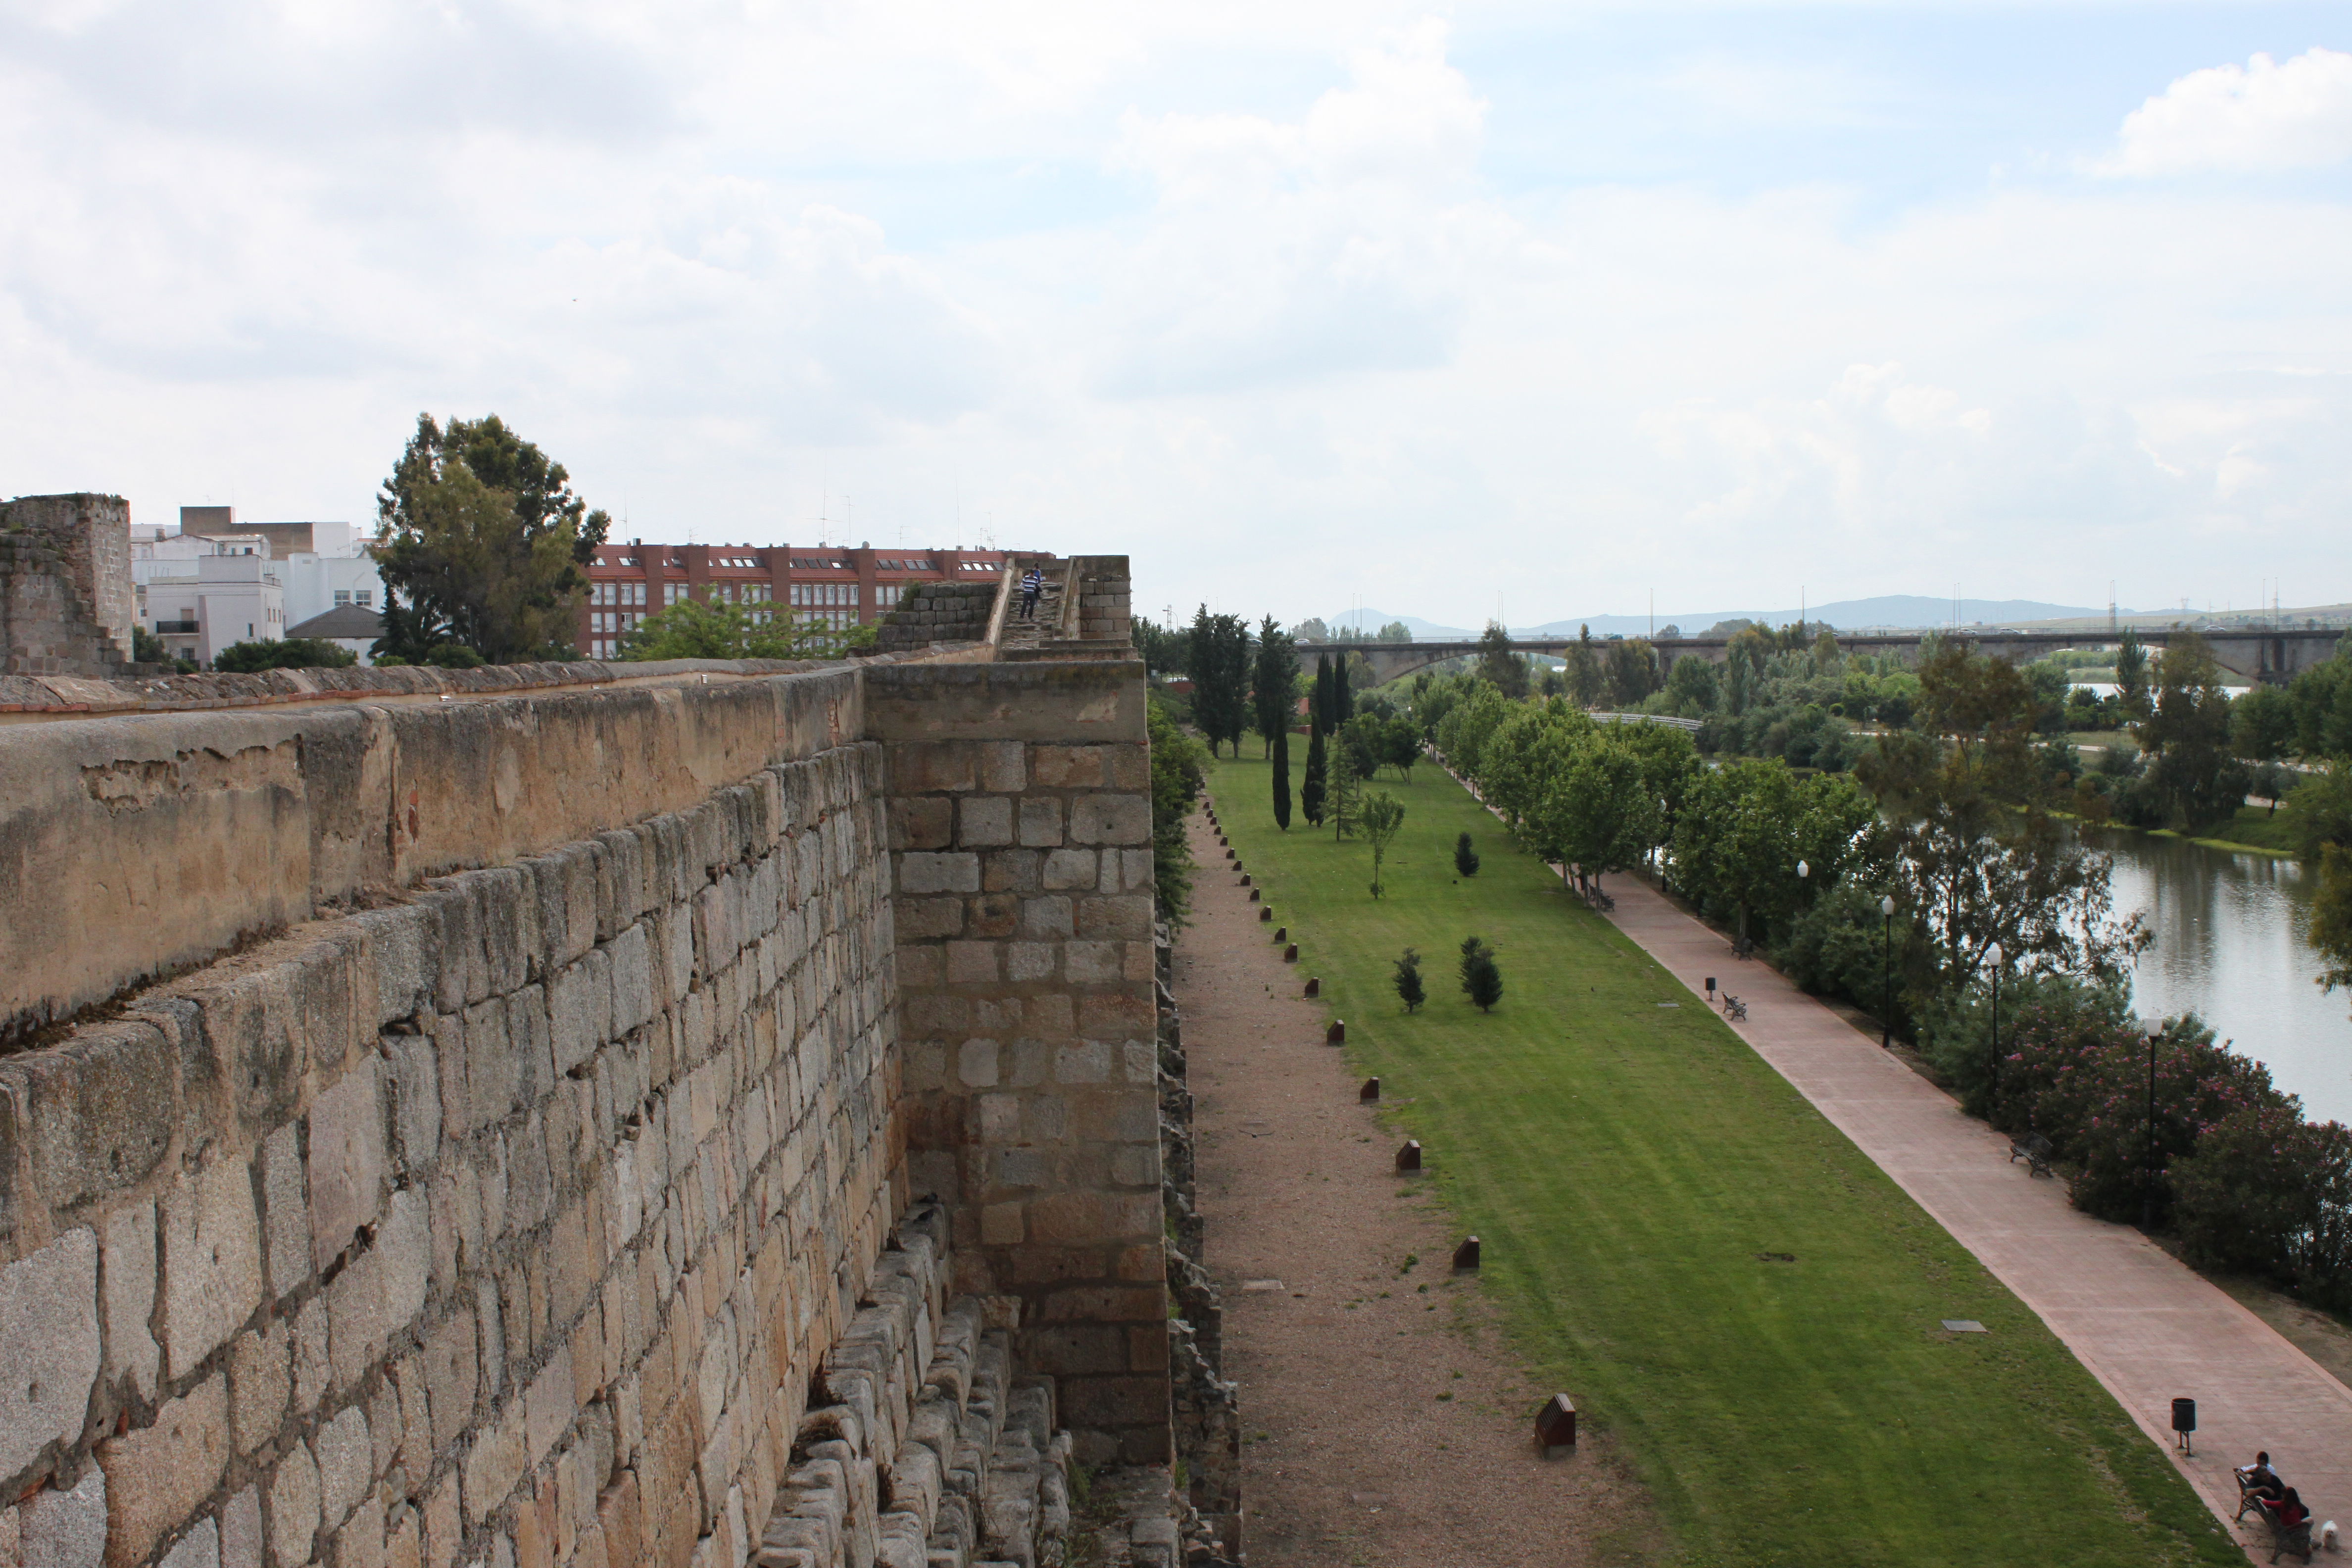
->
xmin=2163 ymin=803 xmax=2297 ymax=856
xmin=1205 ymin=755 xmax=2238 ymax=1568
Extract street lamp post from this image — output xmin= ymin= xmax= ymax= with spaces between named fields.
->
xmin=2141 ymin=1016 xmax=2163 ymax=1230
xmin=1984 ymin=942 xmax=2005 ymax=1119
xmin=1879 ymin=894 xmax=1896 ymax=1048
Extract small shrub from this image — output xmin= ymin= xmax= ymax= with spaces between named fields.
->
xmin=1459 ymin=935 xmax=1503 ymax=1012
xmin=211 ymin=637 xmax=359 ymax=673
xmin=1393 ymin=948 xmax=1425 ymax=1012
xmin=1454 ymin=831 xmax=1480 ymax=878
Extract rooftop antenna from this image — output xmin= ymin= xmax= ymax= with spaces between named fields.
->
xmin=2109 ymin=580 xmax=2117 ymax=636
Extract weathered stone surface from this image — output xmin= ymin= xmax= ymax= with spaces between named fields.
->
xmin=99 ymin=1202 xmax=159 ymax=1403
xmin=219 ymin=1488 xmax=261 ymax=1568
xmin=95 ymin=1372 xmax=227 ymax=1568
xmin=159 ymin=1157 xmax=263 ymax=1381
xmin=307 ymin=1055 xmax=387 ymax=1270
xmin=313 ymin=1406 xmax=371 ymax=1532
xmin=21 ymin=1467 xmax=107 ymax=1568
xmin=266 ymin=1437 xmax=320 ymax=1568
xmin=0 ymin=1228 xmax=100 ymax=1482
xmin=228 ymin=1324 xmax=290 ymax=1456
xmin=156 ymin=1517 xmax=218 ymax=1568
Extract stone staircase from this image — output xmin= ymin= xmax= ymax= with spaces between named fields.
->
xmin=997 ymin=561 xmax=1068 ymax=649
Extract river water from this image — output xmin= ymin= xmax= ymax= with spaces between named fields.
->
xmin=2085 ymin=825 xmax=2352 ymax=1126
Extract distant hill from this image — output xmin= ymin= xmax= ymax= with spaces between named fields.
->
xmin=1307 ymin=597 xmax=2114 ymax=641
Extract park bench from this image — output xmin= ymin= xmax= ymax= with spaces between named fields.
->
xmin=1721 ymin=994 xmax=1748 ymax=1023
xmin=2236 ymin=1471 xmax=2315 ymax=1565
xmin=2007 ymin=1131 xmax=2055 ymax=1178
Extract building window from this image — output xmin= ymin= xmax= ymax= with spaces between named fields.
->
xmin=356 ymin=589 xmax=372 ymax=606
xmin=333 ymin=589 xmax=350 ymax=605
xmin=666 ymin=582 xmax=685 ymax=605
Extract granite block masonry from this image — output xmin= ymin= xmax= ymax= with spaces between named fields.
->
xmin=0 ymin=605 xmax=1181 ymax=1568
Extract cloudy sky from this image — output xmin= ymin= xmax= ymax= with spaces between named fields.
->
xmin=3 ymin=1 xmax=2348 ymax=629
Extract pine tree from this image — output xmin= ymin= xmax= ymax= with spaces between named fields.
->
xmin=1302 ymin=727 xmax=1328 ymax=825
xmin=1329 ymin=743 xmax=1362 ymax=840
xmin=1272 ymin=727 xmax=1292 ymax=830
xmin=1393 ymin=948 xmax=1425 ymax=1012
xmin=1454 ymin=831 xmax=1480 ymax=878
xmin=1459 ymin=935 xmax=1503 ymax=1012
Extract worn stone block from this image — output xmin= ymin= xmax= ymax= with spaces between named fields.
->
xmin=423 ymin=1304 xmax=478 ymax=1453
xmin=1005 ymin=945 xmax=1057 ymax=984
xmin=1039 ymin=851 xmax=1095 ymax=893
xmin=326 ymin=1188 xmax=432 ymax=1393
xmin=266 ymin=1435 xmax=321 ymax=1568
xmin=96 ymin=1371 xmax=227 ymax=1568
xmin=21 ymin=1467 xmax=106 ymax=1568
xmin=158 ymin=1517 xmax=219 ymax=1568
xmin=894 ymin=947 xmax=945 ymax=990
xmin=1067 ymin=796 xmax=1150 ymax=847
xmin=609 ymin=924 xmax=655 ymax=1038
xmin=893 ymin=899 xmax=963 ymax=941
xmin=229 ymin=1323 xmax=291 ymax=1456
xmin=1019 ymin=898 xmax=1073 ymax=939
xmin=1075 ymin=897 xmax=1150 ymax=941
xmin=549 ymin=950 xmax=614 ymax=1078
xmin=1062 ymin=943 xmax=1122 ymax=986
xmin=1028 ymin=747 xmax=1104 ymax=790
xmin=100 ymin=1201 xmax=160 ymax=1403
xmin=898 ymin=855 xmax=979 ymax=896
xmin=314 ymin=1406 xmax=371 ymax=1532
xmin=1015 ymin=799 xmax=1063 ymax=849
xmin=384 ymin=1033 xmax=442 ymax=1179
xmin=309 ymin=1055 xmax=388 ymax=1271
xmin=258 ymin=1124 xmax=308 ymax=1302
xmin=956 ymin=798 xmax=1013 ymax=849
xmin=943 ymin=944 xmax=1000 ymax=986
xmin=26 ymin=1022 xmax=176 ymax=1211
xmin=352 ymin=906 xmax=438 ymax=1029
xmin=220 ymin=1488 xmax=261 ymax=1568
xmin=160 ymin=1158 xmax=263 ymax=1381
xmin=886 ymin=799 xmax=952 ymax=852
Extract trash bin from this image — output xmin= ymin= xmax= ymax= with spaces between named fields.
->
xmin=2171 ymin=1397 xmax=2196 ymax=1454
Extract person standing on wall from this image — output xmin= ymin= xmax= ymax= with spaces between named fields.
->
xmin=1020 ymin=565 xmax=1043 ymax=622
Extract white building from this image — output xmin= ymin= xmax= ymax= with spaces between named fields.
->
xmin=133 ymin=534 xmax=287 ymax=666
xmin=132 ymin=508 xmax=384 ymax=667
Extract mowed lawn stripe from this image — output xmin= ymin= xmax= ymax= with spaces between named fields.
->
xmin=1204 ymin=755 xmax=2237 ymax=1568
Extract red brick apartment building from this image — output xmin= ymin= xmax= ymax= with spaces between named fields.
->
xmin=577 ymin=541 xmax=1036 ymax=658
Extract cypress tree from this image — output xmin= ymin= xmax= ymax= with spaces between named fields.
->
xmin=1393 ymin=947 xmax=1425 ymax=1012
xmin=1454 ymin=831 xmax=1480 ymax=878
xmin=1302 ymin=727 xmax=1327 ymax=825
xmin=1459 ymin=935 xmax=1504 ymax=1012
xmin=1313 ymin=654 xmax=1332 ymax=733
xmin=1272 ymin=727 xmax=1292 ymax=830
xmin=1334 ymin=655 xmax=1354 ymax=725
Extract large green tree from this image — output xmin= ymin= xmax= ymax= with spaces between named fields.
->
xmin=2136 ymin=630 xmax=2244 ymax=832
xmin=618 ymin=598 xmax=840 ymax=661
xmin=1187 ymin=606 xmax=1253 ymax=756
xmin=374 ymin=414 xmax=610 ymax=663
xmin=1252 ymin=617 xmax=1301 ymax=756
xmin=1476 ymin=621 xmax=1528 ymax=698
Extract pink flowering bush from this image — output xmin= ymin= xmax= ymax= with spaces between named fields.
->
xmin=2174 ymin=1109 xmax=2352 ymax=1308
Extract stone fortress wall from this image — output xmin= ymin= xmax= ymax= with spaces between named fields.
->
xmin=1 ymin=494 xmax=141 ymax=679
xmin=0 ymin=551 xmax=1228 ymax=1568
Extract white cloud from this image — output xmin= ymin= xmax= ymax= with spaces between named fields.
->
xmin=2101 ymin=47 xmax=2352 ymax=176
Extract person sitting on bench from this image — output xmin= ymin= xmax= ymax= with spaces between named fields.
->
xmin=2240 ymin=1453 xmax=2285 ymax=1502
xmin=2267 ymin=1488 xmax=2311 ymax=1531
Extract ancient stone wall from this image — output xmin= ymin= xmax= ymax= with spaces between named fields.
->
xmin=0 ymin=530 xmax=134 ymax=680
xmin=0 ymin=608 xmax=1211 ymax=1568
xmin=1 ymin=494 xmax=135 ymax=664
xmin=871 ymin=584 xmax=996 ymax=654
xmin=0 ymin=737 xmax=907 ymax=1568
xmin=1064 ymin=561 xmax=1131 ymax=646
xmin=866 ymin=662 xmax=1171 ymax=1470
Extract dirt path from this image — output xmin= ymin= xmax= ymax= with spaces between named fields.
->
xmin=1173 ymin=806 xmax=1641 ymax=1568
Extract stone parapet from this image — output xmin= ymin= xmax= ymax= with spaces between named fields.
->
xmin=0 ymin=740 xmax=902 ymax=1568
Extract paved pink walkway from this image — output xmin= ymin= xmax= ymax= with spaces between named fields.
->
xmin=1606 ymin=873 xmax=2352 ymax=1558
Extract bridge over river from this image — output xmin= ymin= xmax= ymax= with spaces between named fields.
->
xmin=1320 ymin=626 xmax=2342 ymax=687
